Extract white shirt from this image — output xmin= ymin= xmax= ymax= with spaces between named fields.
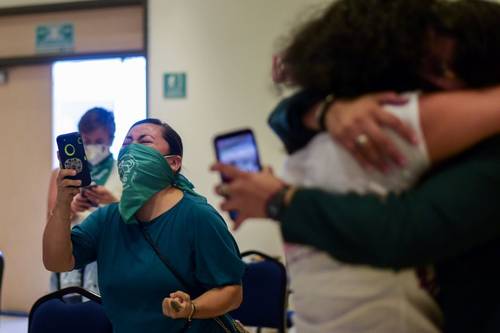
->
xmin=282 ymin=93 xmax=442 ymax=333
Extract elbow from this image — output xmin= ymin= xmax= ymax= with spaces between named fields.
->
xmin=228 ymin=285 xmax=243 ymax=311
xmin=43 ymin=255 xmax=74 ymax=272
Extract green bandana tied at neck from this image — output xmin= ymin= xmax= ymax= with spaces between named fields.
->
xmin=90 ymin=154 xmax=114 ymax=186
xmin=117 ymin=143 xmax=202 ymax=224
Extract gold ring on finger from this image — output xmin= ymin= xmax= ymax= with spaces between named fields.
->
xmin=220 ymin=184 xmax=231 ymax=197
xmin=355 ymin=134 xmax=370 ymax=147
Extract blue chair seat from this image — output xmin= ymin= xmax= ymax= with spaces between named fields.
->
xmin=29 ymin=287 xmax=112 ymax=333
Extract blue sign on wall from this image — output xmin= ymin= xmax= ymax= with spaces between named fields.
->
xmin=36 ymin=23 xmax=74 ymax=54
xmin=164 ymin=73 xmax=187 ymax=98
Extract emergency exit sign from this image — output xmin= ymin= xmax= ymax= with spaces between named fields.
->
xmin=163 ymin=72 xmax=187 ymax=98
xmin=36 ymin=23 xmax=74 ymax=54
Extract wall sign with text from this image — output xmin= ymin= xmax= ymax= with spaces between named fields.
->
xmin=36 ymin=23 xmax=74 ymax=54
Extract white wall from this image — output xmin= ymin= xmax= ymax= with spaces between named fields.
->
xmin=0 ymin=0 xmax=329 ymax=262
xmin=148 ymin=0 xmax=327 ymax=258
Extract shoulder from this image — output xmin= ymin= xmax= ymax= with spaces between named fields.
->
xmin=180 ymin=194 xmax=229 ymax=232
xmin=84 ymin=203 xmax=120 ymax=224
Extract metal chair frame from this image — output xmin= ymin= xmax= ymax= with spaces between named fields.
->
xmin=28 ymin=286 xmax=105 ymax=332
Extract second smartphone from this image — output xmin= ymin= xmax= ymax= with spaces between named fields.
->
xmin=214 ymin=128 xmax=262 ymax=221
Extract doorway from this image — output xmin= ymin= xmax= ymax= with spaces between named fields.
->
xmin=52 ymin=56 xmax=147 ymax=168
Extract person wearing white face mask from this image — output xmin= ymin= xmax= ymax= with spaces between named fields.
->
xmin=46 ymin=107 xmax=122 ymax=296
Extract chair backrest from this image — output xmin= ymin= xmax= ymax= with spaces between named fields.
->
xmin=28 ymin=286 xmax=112 ymax=333
xmin=230 ymin=250 xmax=288 ymax=332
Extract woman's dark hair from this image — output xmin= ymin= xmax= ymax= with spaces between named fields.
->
xmin=432 ymin=0 xmax=500 ymax=88
xmin=78 ymin=107 xmax=116 ymax=142
xmin=282 ymin=0 xmax=438 ymax=98
xmin=130 ymin=118 xmax=184 ymax=157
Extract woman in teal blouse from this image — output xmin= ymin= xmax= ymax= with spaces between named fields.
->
xmin=44 ymin=119 xmax=245 ymax=333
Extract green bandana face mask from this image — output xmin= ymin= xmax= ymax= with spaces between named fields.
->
xmin=117 ymin=143 xmax=200 ymax=224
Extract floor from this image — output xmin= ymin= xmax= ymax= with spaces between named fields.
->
xmin=0 ymin=316 xmax=296 ymax=333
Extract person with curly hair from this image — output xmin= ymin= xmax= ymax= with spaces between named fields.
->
xmin=213 ymin=0 xmax=500 ymax=331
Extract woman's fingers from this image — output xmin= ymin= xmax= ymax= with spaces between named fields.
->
xmin=82 ymin=190 xmax=100 ymax=201
xmin=57 ymin=168 xmax=76 ymax=181
xmin=71 ymin=195 xmax=93 ymax=212
xmin=357 ymin=120 xmax=404 ymax=171
xmin=57 ymin=169 xmax=81 ymax=188
xmin=170 ymin=291 xmax=190 ymax=302
xmin=162 ymin=298 xmax=172 ymax=317
xmin=211 ymin=163 xmax=246 ymax=181
xmin=373 ymin=106 xmax=418 ymax=145
xmin=371 ymin=91 xmax=409 ymax=105
xmin=61 ymin=178 xmax=81 ymax=188
xmin=162 ymin=295 xmax=190 ymax=319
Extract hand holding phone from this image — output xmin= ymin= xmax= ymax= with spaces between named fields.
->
xmin=56 ymin=132 xmax=91 ymax=188
xmin=80 ymin=188 xmax=99 ymax=208
xmin=214 ymin=128 xmax=262 ymax=220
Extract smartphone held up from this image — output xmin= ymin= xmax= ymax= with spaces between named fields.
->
xmin=214 ymin=128 xmax=262 ymax=220
xmin=56 ymin=132 xmax=92 ymax=188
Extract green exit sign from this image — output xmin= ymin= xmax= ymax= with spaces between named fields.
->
xmin=163 ymin=72 xmax=187 ymax=98
xmin=36 ymin=23 xmax=74 ymax=54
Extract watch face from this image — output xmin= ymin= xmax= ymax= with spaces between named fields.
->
xmin=268 ymin=204 xmax=280 ymax=218
xmin=266 ymin=186 xmax=289 ymax=220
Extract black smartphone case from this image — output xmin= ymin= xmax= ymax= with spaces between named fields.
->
xmin=56 ymin=132 xmax=91 ymax=187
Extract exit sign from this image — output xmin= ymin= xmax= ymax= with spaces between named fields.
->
xmin=163 ymin=72 xmax=187 ymax=98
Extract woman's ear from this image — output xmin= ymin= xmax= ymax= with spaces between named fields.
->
xmin=165 ymin=155 xmax=182 ymax=173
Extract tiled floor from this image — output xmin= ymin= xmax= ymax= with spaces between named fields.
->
xmin=0 ymin=316 xmax=28 ymax=333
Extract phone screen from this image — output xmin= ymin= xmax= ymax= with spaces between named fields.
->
xmin=215 ymin=130 xmax=261 ymax=173
xmin=214 ymin=129 xmax=261 ymax=221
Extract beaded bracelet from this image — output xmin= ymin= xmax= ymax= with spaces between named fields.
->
xmin=187 ymin=302 xmax=196 ymax=322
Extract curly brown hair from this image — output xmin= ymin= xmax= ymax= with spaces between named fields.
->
xmin=282 ymin=0 xmax=500 ymax=97
xmin=282 ymin=0 xmax=438 ymax=98
xmin=432 ymin=0 xmax=500 ymax=88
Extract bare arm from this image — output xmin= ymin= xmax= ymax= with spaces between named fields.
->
xmin=420 ymin=86 xmax=500 ymax=163
xmin=191 ymin=285 xmax=242 ymax=318
xmin=46 ymin=169 xmax=59 ymax=220
xmin=307 ymin=87 xmax=500 ymax=167
xmin=43 ymin=169 xmax=80 ymax=272
xmin=162 ymin=285 xmax=243 ymax=319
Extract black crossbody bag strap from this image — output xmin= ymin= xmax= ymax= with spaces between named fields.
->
xmin=139 ymin=222 xmax=191 ymax=290
xmin=138 ymin=222 xmax=235 ymax=333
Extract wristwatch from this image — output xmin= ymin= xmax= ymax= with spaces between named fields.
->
xmin=265 ymin=185 xmax=291 ymax=220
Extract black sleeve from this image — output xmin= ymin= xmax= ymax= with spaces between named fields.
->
xmin=268 ymin=89 xmax=323 ymax=154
